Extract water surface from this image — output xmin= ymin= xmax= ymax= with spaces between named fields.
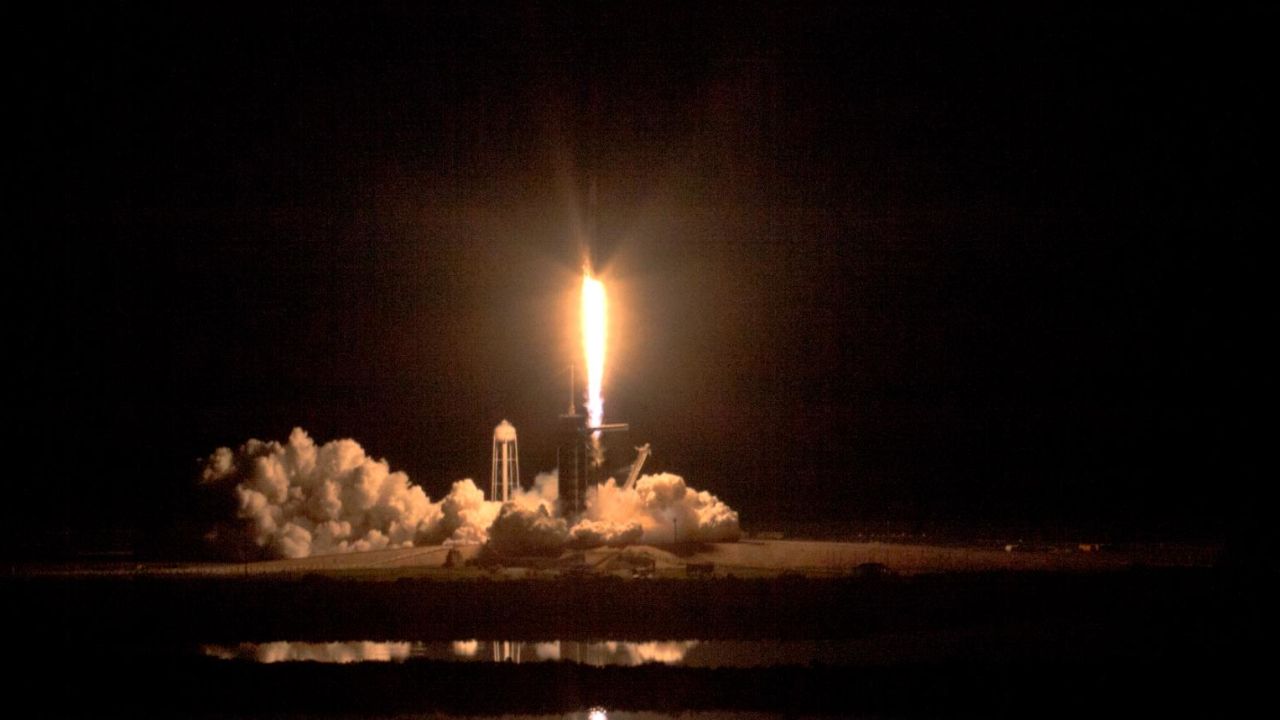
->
xmin=200 ymin=638 xmax=897 ymax=667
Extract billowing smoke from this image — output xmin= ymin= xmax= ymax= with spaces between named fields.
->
xmin=486 ymin=473 xmax=742 ymax=550
xmin=488 ymin=505 xmax=569 ymax=556
xmin=201 ymin=428 xmax=739 ymax=559
xmin=201 ymin=428 xmax=499 ymax=559
xmin=570 ymin=474 xmax=741 ymax=544
xmin=570 ymin=517 xmax=644 ymax=547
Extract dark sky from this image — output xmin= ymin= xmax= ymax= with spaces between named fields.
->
xmin=13 ymin=2 xmax=1268 ymax=553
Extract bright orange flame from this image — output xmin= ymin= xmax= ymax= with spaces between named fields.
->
xmin=581 ymin=268 xmax=607 ymax=429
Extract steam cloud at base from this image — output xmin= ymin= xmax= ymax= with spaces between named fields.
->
xmin=201 ymin=428 xmax=739 ymax=559
xmin=573 ymin=474 xmax=742 ymax=545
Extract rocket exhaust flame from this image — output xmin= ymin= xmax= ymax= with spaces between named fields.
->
xmin=581 ymin=268 xmax=607 ymax=434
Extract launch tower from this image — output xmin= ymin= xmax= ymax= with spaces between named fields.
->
xmin=558 ymin=365 xmax=627 ymax=516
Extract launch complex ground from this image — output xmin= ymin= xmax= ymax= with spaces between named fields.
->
xmin=21 ymin=537 xmax=1220 ymax=581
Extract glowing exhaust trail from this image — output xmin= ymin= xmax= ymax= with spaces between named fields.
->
xmin=582 ymin=267 xmax=607 ymax=431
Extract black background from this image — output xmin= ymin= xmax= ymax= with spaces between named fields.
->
xmin=11 ymin=2 xmax=1269 ymax=555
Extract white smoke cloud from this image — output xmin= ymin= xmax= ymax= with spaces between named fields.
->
xmin=202 ymin=428 xmax=496 ymax=558
xmin=475 ymin=470 xmax=569 ymax=555
xmin=488 ymin=504 xmax=569 ymax=556
xmin=202 ymin=429 xmax=739 ymax=559
xmin=569 ymin=517 xmax=644 ymax=547
xmin=570 ymin=473 xmax=741 ymax=544
xmin=509 ymin=469 xmax=560 ymax=514
xmin=436 ymin=478 xmax=499 ymax=546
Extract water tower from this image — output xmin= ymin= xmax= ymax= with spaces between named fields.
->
xmin=490 ymin=420 xmax=520 ymax=502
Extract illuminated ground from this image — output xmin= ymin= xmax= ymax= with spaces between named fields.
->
xmin=28 ymin=538 xmax=1219 ymax=578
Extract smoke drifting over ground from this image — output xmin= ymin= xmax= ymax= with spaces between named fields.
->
xmin=201 ymin=428 xmax=739 ymax=559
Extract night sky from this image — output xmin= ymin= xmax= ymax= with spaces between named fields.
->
xmin=13 ymin=2 xmax=1267 ymax=555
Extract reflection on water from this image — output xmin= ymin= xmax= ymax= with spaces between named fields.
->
xmin=374 ymin=713 xmax=840 ymax=720
xmin=476 ymin=640 xmax=699 ymax=665
xmin=202 ymin=639 xmax=699 ymax=665
xmin=201 ymin=638 xmax=893 ymax=667
xmin=203 ymin=641 xmax=412 ymax=663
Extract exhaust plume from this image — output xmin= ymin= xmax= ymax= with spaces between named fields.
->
xmin=582 ymin=267 xmax=607 ymax=430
